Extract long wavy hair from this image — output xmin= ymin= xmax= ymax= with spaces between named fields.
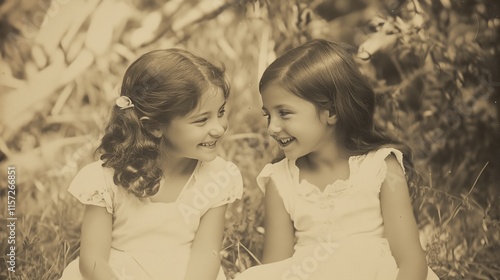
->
xmin=98 ymin=49 xmax=230 ymax=197
xmin=260 ymin=39 xmax=417 ymax=185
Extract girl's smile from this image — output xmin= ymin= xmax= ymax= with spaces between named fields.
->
xmin=199 ymin=140 xmax=218 ymax=149
xmin=273 ymin=136 xmax=296 ymax=148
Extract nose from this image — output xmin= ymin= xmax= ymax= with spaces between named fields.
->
xmin=209 ymin=116 xmax=228 ymax=138
xmin=267 ymin=117 xmax=282 ymax=136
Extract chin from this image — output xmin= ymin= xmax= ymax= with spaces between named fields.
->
xmin=204 ymin=155 xmax=217 ymax=162
xmin=195 ymin=152 xmax=218 ymax=162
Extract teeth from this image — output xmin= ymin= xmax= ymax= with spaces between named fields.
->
xmin=200 ymin=141 xmax=216 ymax=147
xmin=279 ymin=137 xmax=294 ymax=144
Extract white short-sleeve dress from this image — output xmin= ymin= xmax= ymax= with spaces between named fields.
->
xmin=60 ymin=157 xmax=243 ymax=280
xmin=235 ymin=148 xmax=439 ymax=280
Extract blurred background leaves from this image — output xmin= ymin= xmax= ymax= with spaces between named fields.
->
xmin=0 ymin=0 xmax=499 ymax=279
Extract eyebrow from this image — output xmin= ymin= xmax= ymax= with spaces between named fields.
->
xmin=262 ymin=104 xmax=287 ymax=111
xmin=193 ymin=101 xmax=226 ymax=118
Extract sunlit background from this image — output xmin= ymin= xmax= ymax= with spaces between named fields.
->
xmin=0 ymin=0 xmax=499 ymax=279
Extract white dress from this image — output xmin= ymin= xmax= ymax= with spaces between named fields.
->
xmin=235 ymin=148 xmax=439 ymax=280
xmin=60 ymin=157 xmax=243 ymax=280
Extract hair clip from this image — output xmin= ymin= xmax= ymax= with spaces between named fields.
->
xmin=116 ymin=96 xmax=134 ymax=110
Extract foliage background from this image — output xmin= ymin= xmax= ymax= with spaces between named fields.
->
xmin=0 ymin=0 xmax=499 ymax=279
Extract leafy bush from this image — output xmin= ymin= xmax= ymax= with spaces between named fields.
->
xmin=356 ymin=1 xmax=500 ymax=278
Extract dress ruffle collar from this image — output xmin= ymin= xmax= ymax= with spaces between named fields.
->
xmin=285 ymin=155 xmax=365 ymax=203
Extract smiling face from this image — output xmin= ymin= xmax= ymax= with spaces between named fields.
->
xmin=261 ymin=83 xmax=336 ymax=160
xmin=161 ymin=87 xmax=228 ymax=162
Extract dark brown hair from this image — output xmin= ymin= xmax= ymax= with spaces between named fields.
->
xmin=98 ymin=49 xmax=230 ymax=197
xmin=260 ymin=39 xmax=417 ymax=184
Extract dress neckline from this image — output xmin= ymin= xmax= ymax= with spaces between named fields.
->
xmin=286 ymin=155 xmax=364 ymax=200
xmin=148 ymin=160 xmax=201 ymax=205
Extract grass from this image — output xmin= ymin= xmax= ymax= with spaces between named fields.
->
xmin=1 ymin=111 xmax=499 ymax=280
xmin=0 ymin=2 xmax=499 ymax=278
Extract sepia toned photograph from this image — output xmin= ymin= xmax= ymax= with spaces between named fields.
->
xmin=0 ymin=0 xmax=499 ymax=279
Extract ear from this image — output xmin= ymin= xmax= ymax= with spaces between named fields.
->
xmin=150 ymin=129 xmax=163 ymax=139
xmin=320 ymin=110 xmax=337 ymax=125
xmin=140 ymin=116 xmax=163 ymax=138
xmin=326 ymin=110 xmax=337 ymax=125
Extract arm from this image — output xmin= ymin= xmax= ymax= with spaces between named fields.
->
xmin=380 ymin=155 xmax=428 ymax=280
xmin=79 ymin=205 xmax=118 ymax=280
xmin=262 ymin=179 xmax=295 ymax=264
xmin=184 ymin=205 xmax=227 ymax=280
